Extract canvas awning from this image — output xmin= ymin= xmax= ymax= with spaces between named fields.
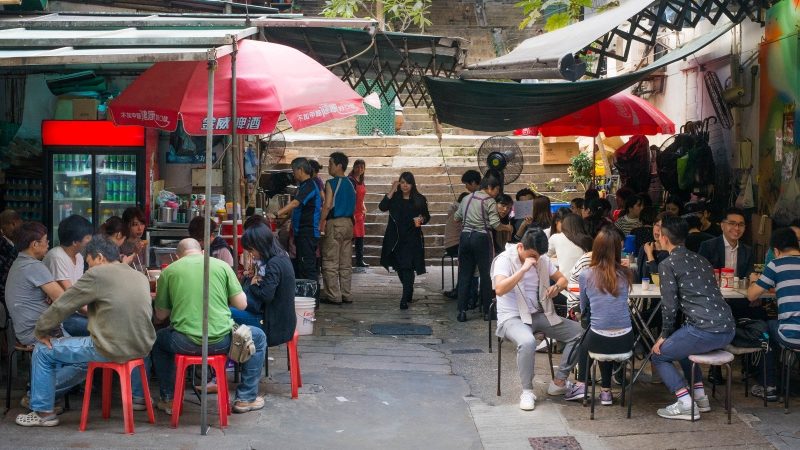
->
xmin=0 ymin=13 xmax=377 ymax=69
xmin=463 ymin=0 xmax=656 ymax=81
xmin=426 ymin=22 xmax=733 ymax=132
xmin=264 ymin=27 xmax=466 ymax=108
xmin=464 ymin=0 xmax=770 ymax=80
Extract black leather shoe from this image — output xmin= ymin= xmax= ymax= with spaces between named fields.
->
xmin=457 ymin=311 xmax=467 ymax=322
xmin=443 ymin=290 xmax=457 ymax=299
xmin=708 ymin=367 xmax=726 ymax=385
xmin=400 ymin=301 xmax=409 ymax=310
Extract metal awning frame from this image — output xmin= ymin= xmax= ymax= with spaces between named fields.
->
xmin=579 ymin=0 xmax=772 ymax=77
xmin=267 ymin=28 xmax=466 ymax=109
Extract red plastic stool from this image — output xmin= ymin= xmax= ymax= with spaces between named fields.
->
xmin=288 ymin=330 xmax=302 ymax=399
xmin=171 ymin=354 xmax=230 ymax=428
xmin=79 ymin=358 xmax=155 ymax=434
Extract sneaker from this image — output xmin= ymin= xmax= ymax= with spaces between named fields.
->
xmin=695 ymin=395 xmax=711 ymax=412
xmin=20 ymin=395 xmax=64 ymax=415
xmin=657 ymin=401 xmax=700 ymax=421
xmin=132 ymin=397 xmax=148 ymax=411
xmin=156 ymin=398 xmax=173 ymax=415
xmin=750 ymin=385 xmax=778 ymax=402
xmin=600 ymin=390 xmax=613 ymax=406
xmin=547 ymin=380 xmax=570 ymax=396
xmin=15 ymin=411 xmax=59 ymax=427
xmin=563 ymin=383 xmax=586 ymax=401
xmin=519 ymin=390 xmax=536 ymax=411
xmin=232 ymin=396 xmax=265 ymax=414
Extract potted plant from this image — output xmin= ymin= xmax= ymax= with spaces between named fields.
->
xmin=568 ymin=152 xmax=593 ymax=192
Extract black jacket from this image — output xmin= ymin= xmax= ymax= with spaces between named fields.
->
xmin=697 ymin=235 xmax=754 ymax=278
xmin=244 ymin=254 xmax=296 ymax=347
xmin=379 ymin=192 xmax=430 ymax=275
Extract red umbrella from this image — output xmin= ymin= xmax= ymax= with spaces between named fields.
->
xmin=109 ymin=39 xmax=366 ymax=135
xmin=513 ymin=92 xmax=674 ymax=137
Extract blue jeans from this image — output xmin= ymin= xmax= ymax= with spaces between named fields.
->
xmin=652 ymin=325 xmax=735 ymax=393
xmin=30 ymin=336 xmax=147 ymax=412
xmin=30 ymin=337 xmax=92 ymax=412
xmin=760 ymin=319 xmax=800 ymax=386
xmin=62 ymin=313 xmax=89 ymax=337
xmin=151 ymin=326 xmax=266 ymax=402
xmin=230 ymin=308 xmax=262 ymax=329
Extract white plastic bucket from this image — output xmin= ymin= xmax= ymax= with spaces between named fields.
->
xmin=294 ymin=296 xmax=316 ymax=336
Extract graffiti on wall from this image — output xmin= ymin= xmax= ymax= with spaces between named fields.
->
xmin=757 ymin=0 xmax=799 ymax=215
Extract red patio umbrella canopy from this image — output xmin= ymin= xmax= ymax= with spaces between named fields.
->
xmin=109 ymin=40 xmax=366 ymax=135
xmin=513 ymin=92 xmax=675 ymax=137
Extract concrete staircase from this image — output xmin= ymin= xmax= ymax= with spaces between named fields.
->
xmin=278 ymin=133 xmax=571 ymax=265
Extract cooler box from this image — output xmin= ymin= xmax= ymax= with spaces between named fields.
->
xmin=221 ymin=220 xmax=243 ymax=254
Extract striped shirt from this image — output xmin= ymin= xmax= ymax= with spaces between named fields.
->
xmin=756 ymin=255 xmax=800 ymax=346
xmin=615 ymin=214 xmax=642 ymax=236
xmin=566 ymin=252 xmax=592 ymax=309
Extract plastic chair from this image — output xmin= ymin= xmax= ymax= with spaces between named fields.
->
xmin=689 ymin=350 xmax=734 ymax=424
xmin=171 ymin=354 xmax=230 ymax=428
xmin=582 ymin=351 xmax=635 ymax=420
xmin=724 ymin=344 xmax=768 ymax=408
xmin=287 ymin=330 xmax=302 ymax=399
xmin=79 ymin=359 xmax=154 ymax=434
xmin=440 ymin=253 xmax=455 ymax=290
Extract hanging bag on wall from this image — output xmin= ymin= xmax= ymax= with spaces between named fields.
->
xmin=735 ymin=168 xmax=755 ymax=209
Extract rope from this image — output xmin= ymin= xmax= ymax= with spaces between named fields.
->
xmin=325 ymin=35 xmax=377 ymax=69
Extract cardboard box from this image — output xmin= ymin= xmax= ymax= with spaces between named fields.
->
xmin=539 ymin=141 xmax=579 ymax=165
xmin=191 ymin=168 xmax=223 ymax=187
xmin=72 ymin=99 xmax=98 ymax=120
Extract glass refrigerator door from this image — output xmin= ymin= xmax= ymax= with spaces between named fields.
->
xmin=52 ymin=153 xmax=93 ymax=246
xmin=96 ymin=154 xmax=138 ymax=224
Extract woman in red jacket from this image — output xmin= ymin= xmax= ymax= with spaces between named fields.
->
xmin=349 ymin=159 xmax=368 ymax=267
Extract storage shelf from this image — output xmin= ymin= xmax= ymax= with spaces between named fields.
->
xmin=99 ymin=201 xmax=136 ymax=205
xmin=54 ymin=197 xmax=92 ymax=201
xmin=98 ymin=169 xmax=136 ymax=176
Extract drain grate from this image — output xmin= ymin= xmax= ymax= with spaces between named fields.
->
xmin=451 ymin=349 xmax=484 ymax=354
xmin=369 ymin=323 xmax=432 ymax=335
xmin=528 ymin=436 xmax=582 ymax=450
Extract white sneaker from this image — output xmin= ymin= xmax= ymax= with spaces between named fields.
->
xmin=519 ymin=390 xmax=536 ymax=411
xmin=547 ymin=379 xmax=572 ymax=396
xmin=695 ymin=395 xmax=711 ymax=413
xmin=657 ymin=400 xmax=700 ymax=421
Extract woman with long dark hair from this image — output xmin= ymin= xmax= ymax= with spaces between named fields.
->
xmin=577 ymin=227 xmax=634 ymax=406
xmin=548 ymin=213 xmax=592 ymax=277
xmin=100 ymin=216 xmax=137 ymax=265
xmin=379 ymin=172 xmax=430 ymax=309
xmin=122 ymin=207 xmax=147 ymax=269
xmin=232 ymin=223 xmax=296 ymax=347
xmin=531 ymin=196 xmax=553 ymax=232
xmin=349 ymin=159 xmax=368 ymax=268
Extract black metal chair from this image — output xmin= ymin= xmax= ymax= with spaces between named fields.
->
xmin=582 ymin=350 xmax=635 ymax=420
xmin=689 ymin=350 xmax=735 ymax=424
xmin=491 ymin=302 xmax=555 ymax=396
xmin=724 ymin=344 xmax=769 ymax=408
xmin=440 ymin=253 xmax=455 ymax=291
xmin=779 ymin=346 xmax=799 ymax=413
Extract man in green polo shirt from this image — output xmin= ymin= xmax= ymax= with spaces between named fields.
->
xmin=152 ymin=238 xmax=267 ymax=414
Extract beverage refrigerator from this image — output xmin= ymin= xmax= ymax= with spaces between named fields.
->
xmin=42 ymin=120 xmax=148 ymax=246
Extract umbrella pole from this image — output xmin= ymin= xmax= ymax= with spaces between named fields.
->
xmin=230 ymin=40 xmax=239 ymax=272
xmin=201 ymin=56 xmax=217 ymax=436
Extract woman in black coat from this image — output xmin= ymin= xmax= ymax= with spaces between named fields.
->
xmin=379 ymin=171 xmax=430 ymax=309
xmin=238 ymin=223 xmax=297 ymax=347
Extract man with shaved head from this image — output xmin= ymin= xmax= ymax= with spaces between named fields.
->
xmin=151 ymin=237 xmax=267 ymax=415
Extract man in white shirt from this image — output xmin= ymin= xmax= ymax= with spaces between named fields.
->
xmin=43 ymin=215 xmax=92 ymax=337
xmin=492 ymin=228 xmax=586 ymax=411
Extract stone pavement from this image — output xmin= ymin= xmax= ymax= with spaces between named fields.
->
xmin=0 ymin=266 xmax=797 ymax=449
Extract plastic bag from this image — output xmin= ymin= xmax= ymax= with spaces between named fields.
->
xmin=156 ymin=190 xmax=178 ymax=206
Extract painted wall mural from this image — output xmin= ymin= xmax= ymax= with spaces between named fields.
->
xmin=758 ymin=0 xmax=799 ymax=220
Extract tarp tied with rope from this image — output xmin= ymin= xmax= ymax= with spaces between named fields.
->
xmin=264 ymin=27 xmax=466 ymax=109
xmin=425 ymin=22 xmax=733 ymax=132
xmin=466 ymin=0 xmax=773 ymax=80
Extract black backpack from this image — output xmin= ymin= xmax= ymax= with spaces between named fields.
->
xmin=731 ymin=318 xmax=769 ymax=349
